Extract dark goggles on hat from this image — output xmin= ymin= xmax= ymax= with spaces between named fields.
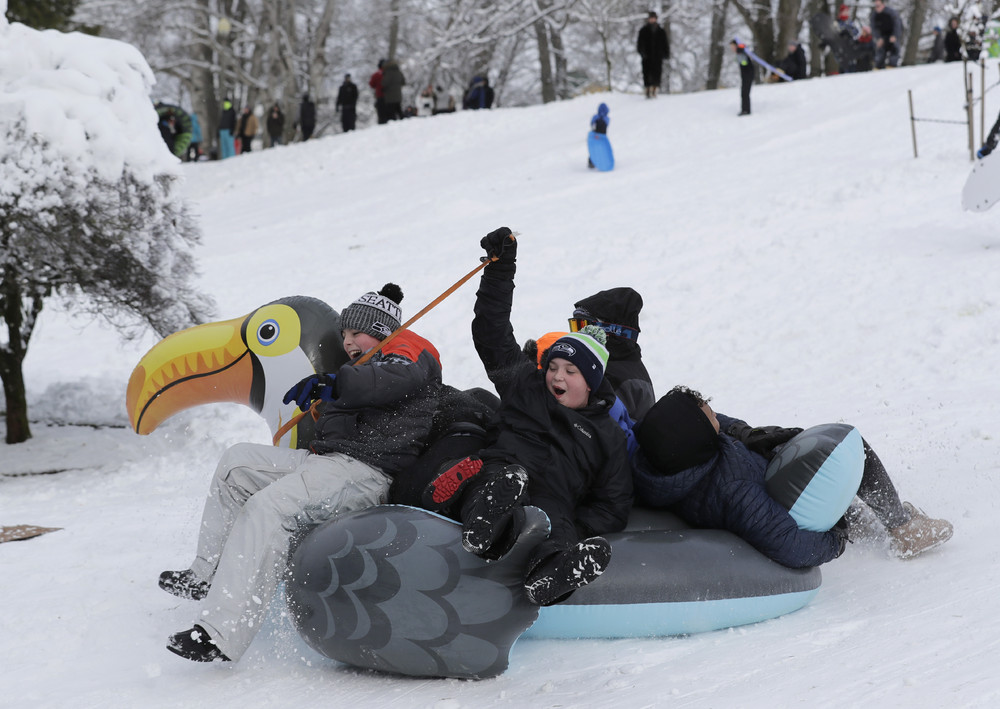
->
xmin=567 ymin=317 xmax=638 ymax=341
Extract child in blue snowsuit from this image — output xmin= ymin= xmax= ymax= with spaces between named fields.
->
xmin=588 ymin=103 xmax=609 ymax=168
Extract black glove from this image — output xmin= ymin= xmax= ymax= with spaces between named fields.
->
xmin=726 ymin=420 xmax=803 ymax=460
xmin=480 ymin=227 xmax=516 ymax=264
xmin=832 ymin=515 xmax=851 ymax=558
xmin=282 ymin=373 xmax=337 ymax=410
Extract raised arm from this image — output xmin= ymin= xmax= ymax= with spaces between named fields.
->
xmin=471 ymin=227 xmax=530 ymax=397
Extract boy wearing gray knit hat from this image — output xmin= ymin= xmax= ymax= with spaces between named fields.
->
xmin=340 ymin=283 xmax=404 ymax=341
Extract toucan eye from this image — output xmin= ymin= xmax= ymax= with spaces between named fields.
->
xmin=256 ymin=319 xmax=279 ymax=346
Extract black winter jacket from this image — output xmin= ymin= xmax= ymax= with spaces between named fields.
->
xmin=310 ymin=330 xmax=442 ymax=477
xmin=473 ymin=260 xmax=632 ymax=538
xmin=637 ymin=23 xmax=670 ymax=62
xmin=631 ymin=412 xmax=842 ymax=568
xmin=336 ymin=82 xmax=359 ymax=108
xmin=573 ymin=287 xmax=655 ymax=420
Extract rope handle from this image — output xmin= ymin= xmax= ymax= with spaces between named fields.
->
xmin=271 ymin=237 xmax=513 ymax=446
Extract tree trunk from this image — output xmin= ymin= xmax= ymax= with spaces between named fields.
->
xmin=661 ymin=1 xmax=672 ymax=94
xmin=903 ymin=0 xmax=929 ymax=66
xmin=388 ymin=0 xmax=401 ymax=60
xmin=550 ymin=22 xmax=568 ymax=99
xmin=808 ymin=0 xmax=830 ymax=78
xmin=190 ymin=0 xmax=219 ymax=155
xmin=0 ymin=268 xmax=40 ymax=444
xmin=308 ymin=0 xmax=337 ymax=105
xmin=707 ymin=0 xmax=729 ymax=90
xmin=535 ymin=17 xmax=556 ymax=103
xmin=776 ymin=0 xmax=802 ymax=52
xmin=0 ymin=350 xmax=31 ymax=444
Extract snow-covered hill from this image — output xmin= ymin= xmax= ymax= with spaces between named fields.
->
xmin=4 ymin=61 xmax=1000 ymax=708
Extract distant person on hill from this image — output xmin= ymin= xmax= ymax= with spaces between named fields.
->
xmin=218 ymin=98 xmax=236 ymax=159
xmin=587 ymin=102 xmax=610 ymax=169
xmin=335 ymin=74 xmax=358 ymax=132
xmin=928 ymin=26 xmax=945 ymax=63
xmin=636 ymin=10 xmax=670 ymax=99
xmin=236 ymin=105 xmax=258 ymax=153
xmin=418 ymin=85 xmax=437 ymax=116
xmin=369 ymin=60 xmax=386 ymax=124
xmin=944 ymin=18 xmax=963 ymax=62
xmin=463 ymin=75 xmax=494 ymax=109
xmin=966 ymin=29 xmax=982 ymax=61
xmin=381 ymin=59 xmax=406 ymax=121
xmin=266 ymin=103 xmax=284 ymax=147
xmin=187 ymin=112 xmax=202 ymax=161
xmin=433 ymin=86 xmax=456 ymax=114
xmin=298 ymin=93 xmax=316 ymax=140
xmin=870 ymin=0 xmax=903 ymax=68
xmin=731 ymin=39 xmax=755 ymax=116
xmin=778 ymin=40 xmax=807 ymax=80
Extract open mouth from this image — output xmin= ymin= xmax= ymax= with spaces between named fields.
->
xmin=552 ymin=385 xmax=566 ymax=397
xmin=347 ymin=347 xmax=362 ymax=359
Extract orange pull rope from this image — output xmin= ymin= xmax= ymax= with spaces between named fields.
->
xmin=271 ymin=246 xmax=510 ymax=446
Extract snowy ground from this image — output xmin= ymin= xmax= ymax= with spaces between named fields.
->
xmin=3 ymin=60 xmax=1000 ymax=707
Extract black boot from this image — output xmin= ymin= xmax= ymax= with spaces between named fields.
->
xmin=524 ymin=537 xmax=612 ymax=606
xmin=159 ymin=569 xmax=209 ymax=601
xmin=461 ymin=465 xmax=528 ymax=557
xmin=167 ymin=625 xmax=230 ymax=662
xmin=422 ymin=456 xmax=484 ymax=513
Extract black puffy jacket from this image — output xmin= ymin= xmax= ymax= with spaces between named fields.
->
xmin=473 ymin=260 xmax=632 ymax=539
xmin=310 ymin=330 xmax=442 ymax=477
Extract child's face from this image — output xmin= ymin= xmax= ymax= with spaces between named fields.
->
xmin=700 ymin=402 xmax=721 ymax=434
xmin=341 ymin=329 xmax=380 ymax=359
xmin=545 ymin=358 xmax=591 ymax=409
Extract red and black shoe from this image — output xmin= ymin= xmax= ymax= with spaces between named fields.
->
xmin=422 ymin=456 xmax=484 ymax=512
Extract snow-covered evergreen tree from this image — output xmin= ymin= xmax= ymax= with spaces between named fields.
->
xmin=0 ymin=6 xmax=215 ymax=444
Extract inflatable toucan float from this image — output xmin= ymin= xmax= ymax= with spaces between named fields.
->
xmin=127 ymin=296 xmax=863 ymax=680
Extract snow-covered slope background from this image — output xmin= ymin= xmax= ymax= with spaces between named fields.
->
xmin=3 ymin=37 xmax=999 ymax=707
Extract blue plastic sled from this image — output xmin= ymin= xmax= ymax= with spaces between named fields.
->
xmin=588 ymin=131 xmax=614 ymax=171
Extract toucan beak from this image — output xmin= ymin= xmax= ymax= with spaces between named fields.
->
xmin=126 ymin=316 xmax=254 ymax=435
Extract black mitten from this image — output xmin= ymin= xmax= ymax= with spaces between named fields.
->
xmin=832 ymin=515 xmax=851 ymax=558
xmin=480 ymin=227 xmax=516 ymax=263
xmin=726 ymin=420 xmax=803 ymax=460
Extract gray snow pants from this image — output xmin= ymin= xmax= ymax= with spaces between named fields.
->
xmin=188 ymin=442 xmax=391 ymax=660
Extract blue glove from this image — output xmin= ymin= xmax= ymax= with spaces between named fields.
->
xmin=283 ymin=374 xmax=337 ymax=409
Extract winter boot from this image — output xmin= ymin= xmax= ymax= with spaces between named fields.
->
xmin=167 ymin=625 xmax=230 ymax=662
xmin=461 ymin=465 xmax=528 ymax=557
xmin=524 ymin=537 xmax=613 ymax=606
xmin=422 ymin=456 xmax=483 ymax=513
xmin=158 ymin=569 xmax=209 ymax=601
xmin=888 ymin=502 xmax=953 ymax=559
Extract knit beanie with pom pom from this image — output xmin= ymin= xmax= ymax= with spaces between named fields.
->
xmin=543 ymin=324 xmax=610 ymax=392
xmin=340 ymin=283 xmax=403 ymax=341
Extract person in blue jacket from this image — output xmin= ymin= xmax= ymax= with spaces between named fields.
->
xmin=631 ymin=386 xmax=953 ymax=566
xmin=587 ymin=103 xmax=610 ymax=169
xmin=187 ymin=112 xmax=202 ymax=161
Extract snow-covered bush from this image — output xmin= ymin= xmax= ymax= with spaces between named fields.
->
xmin=0 ymin=11 xmax=215 ymax=442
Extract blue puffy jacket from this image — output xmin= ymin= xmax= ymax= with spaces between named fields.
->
xmin=591 ymin=103 xmax=610 ymax=134
xmin=631 ymin=413 xmax=843 ymax=568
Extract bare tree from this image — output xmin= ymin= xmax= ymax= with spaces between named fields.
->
xmin=707 ymin=0 xmax=730 ymax=89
